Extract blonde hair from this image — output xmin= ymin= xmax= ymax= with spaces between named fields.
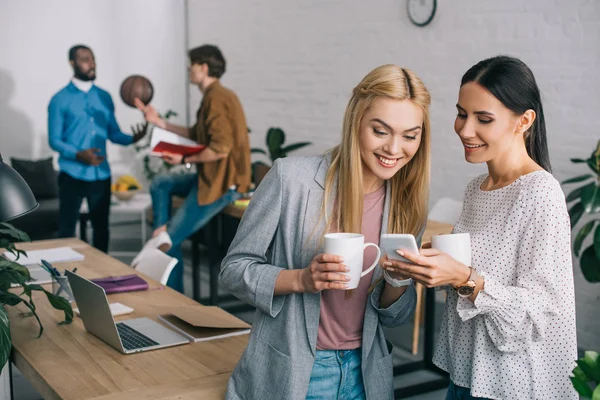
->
xmin=323 ymin=64 xmax=431 ymax=237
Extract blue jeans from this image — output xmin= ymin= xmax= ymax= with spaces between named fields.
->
xmin=446 ymin=382 xmax=490 ymax=400
xmin=306 ymin=349 xmax=365 ymax=400
xmin=150 ymin=173 xmax=241 ymax=292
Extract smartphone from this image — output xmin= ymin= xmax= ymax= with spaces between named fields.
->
xmin=380 ymin=234 xmax=420 ymax=264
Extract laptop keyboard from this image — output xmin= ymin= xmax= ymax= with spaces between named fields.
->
xmin=116 ymin=322 xmax=159 ymax=350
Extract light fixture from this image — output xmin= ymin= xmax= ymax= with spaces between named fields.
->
xmin=0 ymin=154 xmax=38 ymax=222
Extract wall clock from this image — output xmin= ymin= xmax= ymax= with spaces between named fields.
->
xmin=407 ymin=0 xmax=437 ymax=27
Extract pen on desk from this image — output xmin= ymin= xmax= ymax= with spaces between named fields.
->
xmin=40 ymin=259 xmax=61 ymax=277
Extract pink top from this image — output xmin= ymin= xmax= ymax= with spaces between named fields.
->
xmin=316 ymin=185 xmax=386 ymax=350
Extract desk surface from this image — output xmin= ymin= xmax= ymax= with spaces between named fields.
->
xmin=8 ymin=238 xmax=247 ymax=400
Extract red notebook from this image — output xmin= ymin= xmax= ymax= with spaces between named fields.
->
xmin=151 ymin=141 xmax=206 ymax=157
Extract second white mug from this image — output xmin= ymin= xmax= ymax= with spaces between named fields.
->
xmin=431 ymin=232 xmax=472 ymax=266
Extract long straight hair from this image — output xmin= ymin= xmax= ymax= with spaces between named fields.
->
xmin=460 ymin=56 xmax=551 ymax=172
xmin=322 ymin=65 xmax=431 ymax=238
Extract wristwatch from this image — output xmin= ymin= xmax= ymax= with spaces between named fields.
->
xmin=383 ymin=270 xmax=412 ymax=287
xmin=456 ymin=267 xmax=477 ymax=297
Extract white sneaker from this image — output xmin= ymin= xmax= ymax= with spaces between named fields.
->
xmin=131 ymin=231 xmax=172 ymax=267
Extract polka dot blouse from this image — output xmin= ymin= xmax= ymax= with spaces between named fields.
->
xmin=432 ymin=171 xmax=578 ymax=400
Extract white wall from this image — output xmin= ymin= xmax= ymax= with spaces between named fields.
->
xmin=0 ymin=0 xmax=187 ymax=186
xmin=187 ymin=0 xmax=600 ymax=349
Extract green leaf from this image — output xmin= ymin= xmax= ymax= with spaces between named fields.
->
xmin=266 ymin=128 xmax=285 ymax=154
xmin=593 ymin=384 xmax=600 ymax=400
xmin=251 ymin=148 xmax=267 ymax=155
xmin=0 ymin=268 xmax=29 ymax=291
xmin=582 ymin=183 xmax=600 ymax=213
xmin=581 ymin=246 xmax=600 ymax=283
xmin=571 ymin=376 xmax=594 ymax=397
xmin=571 ymin=158 xmax=588 ymax=163
xmin=588 ymin=158 xmax=599 ymax=174
xmin=569 ymin=202 xmax=584 ymax=228
xmin=0 ymin=307 xmax=10 ymax=370
xmin=567 ymin=182 xmax=594 ymax=203
xmin=281 ymin=142 xmax=312 ymax=154
xmin=0 ymin=290 xmax=24 ymax=306
xmin=594 ymin=226 xmax=600 ymax=264
xmin=575 ymin=221 xmax=597 ymax=256
xmin=22 ymin=284 xmax=74 ymax=324
xmin=581 ymin=351 xmax=600 ymax=382
xmin=573 ymin=365 xmax=588 ymax=381
xmin=563 ymin=174 xmax=593 ymax=184
xmin=15 ymin=296 xmax=43 ymax=337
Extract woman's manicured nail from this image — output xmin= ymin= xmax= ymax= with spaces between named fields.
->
xmin=396 ymin=250 xmax=405 ymax=256
xmin=383 ymin=261 xmax=392 ymax=267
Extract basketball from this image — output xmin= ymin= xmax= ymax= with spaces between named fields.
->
xmin=119 ymin=75 xmax=153 ymax=107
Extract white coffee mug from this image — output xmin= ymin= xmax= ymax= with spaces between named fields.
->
xmin=431 ymin=232 xmax=472 ymax=266
xmin=324 ymin=233 xmax=381 ymax=290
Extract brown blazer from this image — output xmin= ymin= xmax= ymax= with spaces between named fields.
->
xmin=190 ymin=81 xmax=251 ymax=205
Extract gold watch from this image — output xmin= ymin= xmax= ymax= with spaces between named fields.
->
xmin=456 ymin=267 xmax=476 ymax=298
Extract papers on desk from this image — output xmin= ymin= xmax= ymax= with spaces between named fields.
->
xmin=3 ymin=246 xmax=84 ymax=266
xmin=157 ymin=305 xmax=251 ymax=342
xmin=149 ymin=126 xmax=206 ymax=157
xmin=9 ymin=265 xmax=52 ymax=287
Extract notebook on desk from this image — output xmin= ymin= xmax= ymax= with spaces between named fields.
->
xmin=157 ymin=305 xmax=251 ymax=342
xmin=3 ymin=246 xmax=84 ymax=266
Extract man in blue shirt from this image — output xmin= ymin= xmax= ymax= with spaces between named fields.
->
xmin=48 ymin=44 xmax=145 ymax=252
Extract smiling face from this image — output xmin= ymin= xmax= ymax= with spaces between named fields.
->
xmin=358 ymin=97 xmax=424 ymax=190
xmin=454 ymin=82 xmax=528 ymax=164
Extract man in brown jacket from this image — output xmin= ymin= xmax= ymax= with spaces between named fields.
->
xmin=134 ymin=44 xmax=250 ymax=292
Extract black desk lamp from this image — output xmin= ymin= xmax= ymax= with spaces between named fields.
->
xmin=0 ymin=154 xmax=38 ymax=222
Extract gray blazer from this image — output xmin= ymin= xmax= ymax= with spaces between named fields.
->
xmin=220 ymin=154 xmax=418 ymax=400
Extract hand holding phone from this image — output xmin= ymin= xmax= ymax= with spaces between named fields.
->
xmin=379 ymin=234 xmax=420 ymax=264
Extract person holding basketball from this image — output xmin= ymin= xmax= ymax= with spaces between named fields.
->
xmin=48 ymin=44 xmax=146 ymax=253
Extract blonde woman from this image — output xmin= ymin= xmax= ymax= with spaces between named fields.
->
xmin=220 ymin=64 xmax=431 ymax=399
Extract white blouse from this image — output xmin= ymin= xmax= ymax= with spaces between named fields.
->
xmin=433 ymin=171 xmax=578 ymax=400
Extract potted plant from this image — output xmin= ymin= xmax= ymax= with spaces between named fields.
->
xmin=0 ymin=222 xmax=73 ymax=370
xmin=571 ymin=351 xmax=600 ymax=399
xmin=251 ymin=127 xmax=312 ymax=185
xmin=564 ymin=139 xmax=600 ymax=282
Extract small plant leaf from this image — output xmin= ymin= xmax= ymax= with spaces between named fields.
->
xmin=593 ymin=384 xmax=600 ymax=400
xmin=568 ymin=202 xmax=584 ymax=229
xmin=563 ymin=174 xmax=593 ymax=184
xmin=22 ymin=284 xmax=73 ymax=324
xmin=266 ymin=128 xmax=285 ymax=149
xmin=582 ymin=351 xmax=600 ymax=381
xmin=281 ymin=142 xmax=312 ymax=153
xmin=587 ymin=158 xmax=599 ymax=174
xmin=570 ymin=375 xmax=594 ymax=397
xmin=582 ymin=184 xmax=600 ymax=213
xmin=251 ymin=148 xmax=267 ymax=155
xmin=570 ymin=158 xmax=588 ymax=163
xmin=0 ymin=307 xmax=10 ymax=370
xmin=0 ymin=290 xmax=24 ymax=306
xmin=581 ymin=246 xmax=600 ymax=283
xmin=567 ymin=183 xmax=594 ymax=204
xmin=575 ymin=221 xmax=597 ymax=256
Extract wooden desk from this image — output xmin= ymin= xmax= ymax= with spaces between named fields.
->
xmin=7 ymin=238 xmax=247 ymax=400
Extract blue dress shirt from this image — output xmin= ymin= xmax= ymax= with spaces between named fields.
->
xmin=48 ymin=82 xmax=133 ymax=181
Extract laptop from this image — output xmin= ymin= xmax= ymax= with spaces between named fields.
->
xmin=65 ymin=270 xmax=189 ymax=354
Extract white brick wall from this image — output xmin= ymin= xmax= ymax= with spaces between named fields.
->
xmin=188 ymin=0 xmax=600 ymax=349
